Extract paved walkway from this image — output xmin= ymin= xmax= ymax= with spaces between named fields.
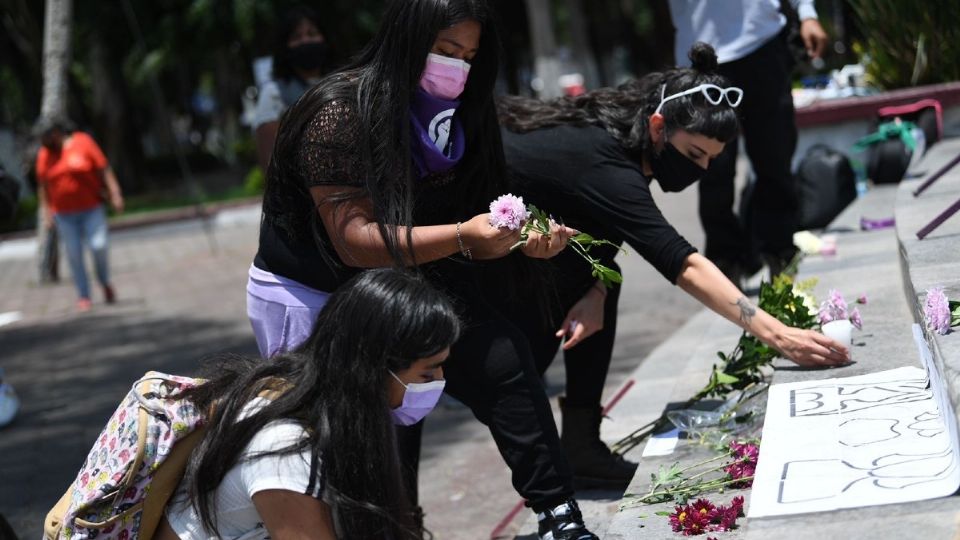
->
xmin=0 ymin=185 xmax=709 ymax=539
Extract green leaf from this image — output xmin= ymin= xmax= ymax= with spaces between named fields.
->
xmin=654 ymin=511 xmax=673 ymax=516
xmin=714 ymin=372 xmax=740 ymax=384
xmin=573 ymin=232 xmax=596 ymax=244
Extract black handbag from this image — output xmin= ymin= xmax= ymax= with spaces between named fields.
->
xmin=796 ymin=145 xmax=857 ymax=230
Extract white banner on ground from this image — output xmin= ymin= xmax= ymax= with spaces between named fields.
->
xmin=748 ymin=326 xmax=960 ymax=517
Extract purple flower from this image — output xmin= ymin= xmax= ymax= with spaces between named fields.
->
xmin=857 ymin=294 xmax=868 ymax=304
xmin=850 ymin=307 xmax=863 ymax=330
xmin=925 ymin=287 xmax=951 ymax=335
xmin=817 ymin=289 xmax=867 ymax=329
xmin=488 ymin=194 xmax=530 ymax=230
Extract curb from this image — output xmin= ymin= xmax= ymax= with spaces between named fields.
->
xmin=0 ymin=196 xmax=263 ymax=243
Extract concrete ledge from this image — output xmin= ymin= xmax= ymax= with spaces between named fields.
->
xmin=604 ymin=162 xmax=960 ymax=538
xmin=895 ymin=138 xmax=960 ymax=430
xmin=795 ymin=81 xmax=960 ymax=128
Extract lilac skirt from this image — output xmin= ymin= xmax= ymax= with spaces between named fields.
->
xmin=246 ymin=264 xmax=330 ymax=358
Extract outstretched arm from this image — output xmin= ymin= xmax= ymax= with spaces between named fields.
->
xmin=675 ymin=252 xmax=849 ymax=367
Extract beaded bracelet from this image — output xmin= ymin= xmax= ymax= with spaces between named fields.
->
xmin=456 ymin=222 xmax=473 ymax=260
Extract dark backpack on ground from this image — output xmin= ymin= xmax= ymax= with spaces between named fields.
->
xmin=796 ymin=144 xmax=857 ymax=230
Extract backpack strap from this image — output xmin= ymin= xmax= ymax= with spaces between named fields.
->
xmin=43 ymin=484 xmax=75 ymax=540
xmin=138 ymin=426 xmax=208 ymax=540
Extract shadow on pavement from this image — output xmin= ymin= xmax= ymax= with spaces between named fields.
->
xmin=0 ymin=311 xmax=258 ymax=537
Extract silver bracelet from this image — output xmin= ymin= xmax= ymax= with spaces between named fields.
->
xmin=456 ymin=222 xmax=473 ymax=260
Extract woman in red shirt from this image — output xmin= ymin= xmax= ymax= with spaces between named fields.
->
xmin=35 ymin=120 xmax=124 ymax=312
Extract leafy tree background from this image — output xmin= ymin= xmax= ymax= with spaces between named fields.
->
xmin=0 ymin=0 xmax=954 ymax=223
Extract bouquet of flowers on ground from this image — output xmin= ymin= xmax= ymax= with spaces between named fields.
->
xmin=624 ymin=439 xmax=758 ymax=506
xmin=488 ymin=194 xmax=623 ymax=287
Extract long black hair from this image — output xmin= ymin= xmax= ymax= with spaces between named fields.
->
xmin=264 ymin=0 xmax=507 ymax=267
xmin=180 ymin=268 xmax=461 ymax=539
xmin=271 ymin=5 xmax=327 ymax=82
xmin=498 ymin=42 xmax=740 ymax=161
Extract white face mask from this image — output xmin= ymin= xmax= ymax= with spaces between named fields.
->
xmin=389 ymin=371 xmax=446 ymax=426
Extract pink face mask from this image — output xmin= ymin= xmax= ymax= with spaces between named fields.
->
xmin=420 ymin=53 xmax=471 ymax=100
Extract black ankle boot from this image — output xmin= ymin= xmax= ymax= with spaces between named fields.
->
xmin=560 ymin=398 xmax=638 ymax=491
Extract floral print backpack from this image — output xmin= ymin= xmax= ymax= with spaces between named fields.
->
xmin=44 ymin=372 xmax=207 ymax=540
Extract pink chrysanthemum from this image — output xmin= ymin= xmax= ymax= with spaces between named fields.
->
xmin=488 ymin=194 xmax=530 ymax=230
xmin=690 ymin=499 xmax=718 ymax=522
xmin=857 ymin=294 xmax=868 ymax=304
xmin=819 ymin=288 xmax=849 ymax=324
xmin=669 ymin=504 xmax=689 ymax=533
xmin=710 ymin=504 xmax=740 ymax=532
xmin=850 ymin=307 xmax=863 ymax=330
xmin=730 ymin=495 xmax=745 ymax=517
xmin=925 ymin=287 xmax=951 ymax=335
xmin=725 ymin=441 xmax=758 ymax=487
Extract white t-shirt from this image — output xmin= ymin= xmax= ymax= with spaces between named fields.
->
xmin=670 ymin=0 xmax=818 ymax=65
xmin=251 ymin=81 xmax=286 ymax=130
xmin=165 ymin=398 xmax=322 ymax=539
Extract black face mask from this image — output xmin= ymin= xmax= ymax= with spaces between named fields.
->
xmin=650 ymin=142 xmax=707 ymax=192
xmin=287 ymin=41 xmax=328 ymax=72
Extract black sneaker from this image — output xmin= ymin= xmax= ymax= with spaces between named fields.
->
xmin=537 ymin=500 xmax=599 ymax=540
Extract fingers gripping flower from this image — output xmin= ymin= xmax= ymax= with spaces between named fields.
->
xmin=487 ymin=194 xmax=624 ymax=287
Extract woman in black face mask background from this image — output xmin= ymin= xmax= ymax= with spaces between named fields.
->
xmin=253 ymin=6 xmax=331 ymax=172
xmin=494 ymin=42 xmax=851 ymax=492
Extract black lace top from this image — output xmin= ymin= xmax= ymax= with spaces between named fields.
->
xmin=255 ymin=99 xmax=462 ymax=292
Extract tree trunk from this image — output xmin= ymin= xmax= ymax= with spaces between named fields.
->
xmin=524 ymin=0 xmax=563 ymax=99
xmin=40 ymin=0 xmax=72 ymax=120
xmin=36 ymin=0 xmax=73 ymax=285
xmin=565 ymin=0 xmax=601 ymax=90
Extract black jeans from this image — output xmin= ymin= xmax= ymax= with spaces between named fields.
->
xmin=698 ymin=31 xmax=799 ymax=266
xmin=396 ymin=268 xmax=575 ymax=513
xmin=508 ymin=259 xmax=622 ymax=409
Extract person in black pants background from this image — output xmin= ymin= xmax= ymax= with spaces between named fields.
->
xmin=669 ymin=0 xmax=830 ymax=283
xmin=497 ymin=43 xmax=850 ymax=490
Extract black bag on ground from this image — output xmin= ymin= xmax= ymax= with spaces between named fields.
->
xmin=796 ymin=144 xmax=856 ymax=230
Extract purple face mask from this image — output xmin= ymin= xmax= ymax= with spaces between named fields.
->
xmin=389 ymin=371 xmax=446 ymax=426
xmin=420 ymin=53 xmax=471 ymax=100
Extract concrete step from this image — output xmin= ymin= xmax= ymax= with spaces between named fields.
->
xmin=510 ymin=307 xmax=744 ymax=538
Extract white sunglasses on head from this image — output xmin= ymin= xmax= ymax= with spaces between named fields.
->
xmin=654 ymin=83 xmax=744 ymax=116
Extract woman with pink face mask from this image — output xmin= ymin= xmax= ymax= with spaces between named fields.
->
xmin=246 ymin=1 xmax=596 ymax=539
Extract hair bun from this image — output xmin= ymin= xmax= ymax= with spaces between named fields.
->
xmin=688 ymin=42 xmax=719 ymax=73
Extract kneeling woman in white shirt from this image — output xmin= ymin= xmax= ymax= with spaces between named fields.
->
xmin=158 ymin=268 xmax=458 ymax=539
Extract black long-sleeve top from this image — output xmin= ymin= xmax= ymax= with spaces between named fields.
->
xmin=502 ymin=123 xmax=697 ymax=284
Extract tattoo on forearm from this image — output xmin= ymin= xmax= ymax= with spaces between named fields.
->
xmin=734 ymin=297 xmax=757 ymax=325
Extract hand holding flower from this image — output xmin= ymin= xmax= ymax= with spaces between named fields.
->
xmin=459 ymin=212 xmax=522 ymax=260
xmin=520 ymin=221 xmax=579 ymax=259
xmin=487 ymin=194 xmax=624 ymax=287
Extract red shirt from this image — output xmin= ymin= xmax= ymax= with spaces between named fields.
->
xmin=36 ymin=132 xmax=108 ymax=215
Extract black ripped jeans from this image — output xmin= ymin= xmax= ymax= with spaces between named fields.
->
xmin=396 ymin=266 xmax=575 ymax=513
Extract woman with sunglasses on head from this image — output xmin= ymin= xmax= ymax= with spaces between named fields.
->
xmin=495 ymin=42 xmax=851 ymax=491
xmin=248 ymin=1 xmax=596 ymax=538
